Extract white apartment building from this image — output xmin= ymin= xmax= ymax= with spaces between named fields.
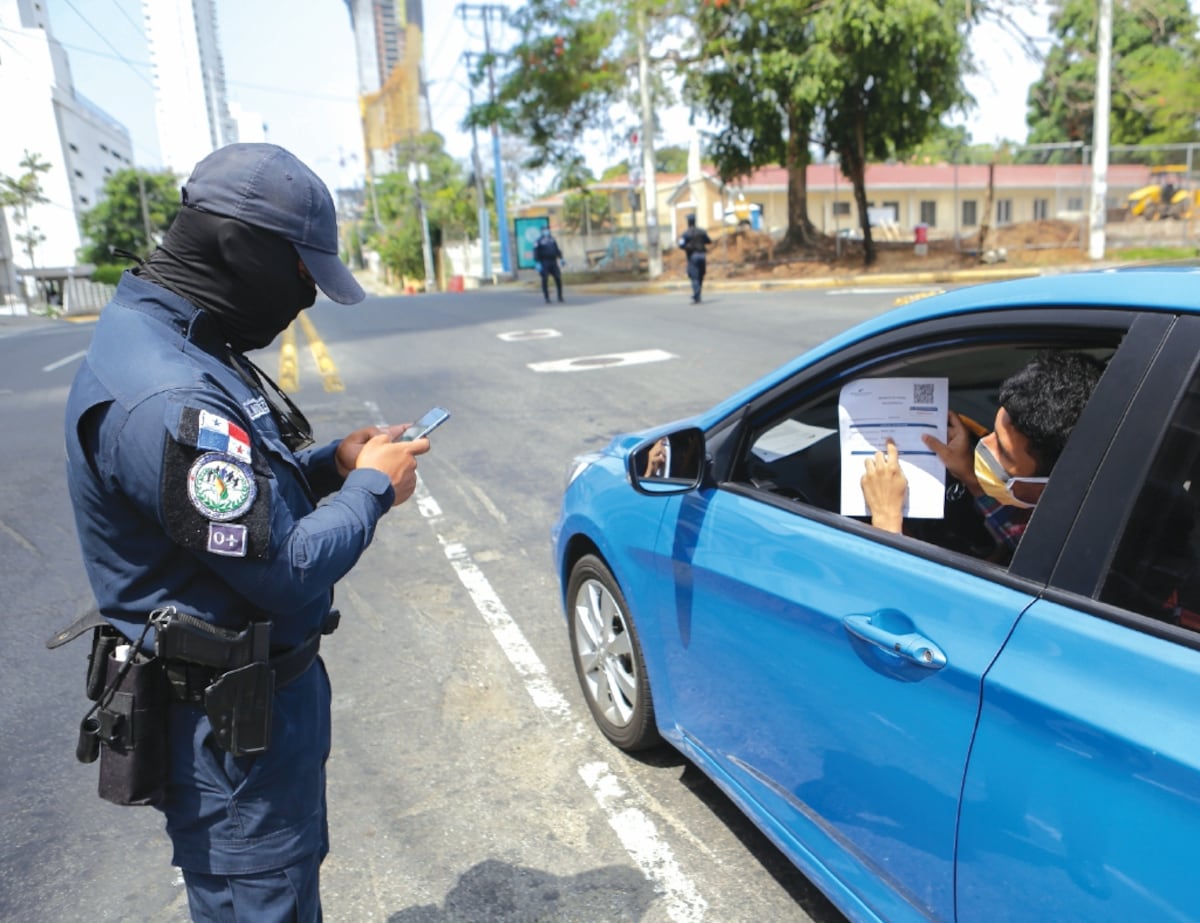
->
xmin=143 ymin=0 xmax=236 ymax=176
xmin=0 ymin=0 xmax=133 ymax=299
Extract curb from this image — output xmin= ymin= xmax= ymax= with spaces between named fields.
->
xmin=548 ymin=265 xmax=1062 ymax=298
xmin=362 ymin=262 xmax=1116 ymax=298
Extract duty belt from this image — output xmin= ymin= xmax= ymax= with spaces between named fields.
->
xmin=155 ymin=608 xmax=340 ymax=704
xmin=164 ymin=631 xmax=322 ymax=703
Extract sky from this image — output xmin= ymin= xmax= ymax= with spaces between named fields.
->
xmin=40 ymin=0 xmax=1157 ymax=198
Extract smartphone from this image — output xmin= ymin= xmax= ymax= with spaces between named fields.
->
xmin=396 ymin=407 xmax=451 ymax=442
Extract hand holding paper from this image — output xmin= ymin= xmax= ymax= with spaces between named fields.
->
xmin=839 ymin=377 xmax=949 ymax=519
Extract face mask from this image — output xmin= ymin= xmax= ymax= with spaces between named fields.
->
xmin=973 ymin=440 xmax=1048 ymax=508
xmin=139 ymin=207 xmax=316 ymax=353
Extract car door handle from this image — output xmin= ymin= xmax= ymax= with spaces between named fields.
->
xmin=843 ymin=614 xmax=947 ymax=669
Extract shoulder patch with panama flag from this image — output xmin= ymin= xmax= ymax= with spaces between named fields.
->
xmin=179 ymin=408 xmax=253 ymax=463
xmin=161 ymin=405 xmax=271 ymax=559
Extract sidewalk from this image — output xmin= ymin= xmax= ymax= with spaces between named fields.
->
xmin=0 ymin=309 xmax=73 ymax=338
xmin=354 ymin=261 xmax=1103 ymax=299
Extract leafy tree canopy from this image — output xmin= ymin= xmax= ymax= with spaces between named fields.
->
xmin=561 ymin=187 xmax=614 ymax=233
xmin=464 ymin=0 xmax=692 ymax=172
xmin=655 ymin=145 xmax=690 ymax=173
xmin=807 ymin=0 xmax=975 ymax=262
xmin=371 ymin=132 xmax=478 ymax=278
xmin=79 ymin=168 xmax=181 ymax=266
xmin=1027 ymin=0 xmax=1200 ymax=147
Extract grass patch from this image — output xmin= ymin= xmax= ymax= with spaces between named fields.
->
xmin=1115 ymin=246 xmax=1199 ymax=262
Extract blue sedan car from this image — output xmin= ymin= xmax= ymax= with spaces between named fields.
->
xmin=552 ymin=268 xmax=1200 ymax=923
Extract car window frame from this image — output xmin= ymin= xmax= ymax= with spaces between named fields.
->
xmin=1042 ymin=314 xmax=1200 ymax=651
xmin=708 ymin=307 xmax=1160 ymax=588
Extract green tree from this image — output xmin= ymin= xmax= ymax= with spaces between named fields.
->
xmin=1027 ymin=0 xmax=1200 ymax=148
xmin=809 ymin=0 xmax=974 ymax=264
xmin=562 ymin=188 xmax=613 ymax=232
xmin=655 ymin=144 xmax=690 ymax=173
xmin=687 ymin=0 xmax=824 ymax=247
xmin=464 ymin=0 xmax=690 ymax=172
xmin=370 ymin=133 xmax=478 ymax=280
xmin=600 ymin=162 xmax=630 ymax=180
xmin=905 ymin=125 xmax=1003 ymax=164
xmin=0 ymin=150 xmax=51 ymax=273
xmin=79 ymin=168 xmax=181 ymax=266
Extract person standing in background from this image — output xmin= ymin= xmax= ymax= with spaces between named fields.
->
xmin=533 ymin=228 xmax=565 ymax=303
xmin=679 ymin=214 xmax=713 ymax=304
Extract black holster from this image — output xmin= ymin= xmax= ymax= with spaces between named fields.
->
xmin=154 ymin=610 xmax=274 ymax=758
xmin=204 ymin=662 xmax=274 ymax=756
xmin=77 ymin=642 xmax=169 ymax=806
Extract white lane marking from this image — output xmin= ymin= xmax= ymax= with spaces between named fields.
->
xmin=42 ymin=349 xmax=87 ymax=372
xmin=424 ymin=489 xmax=706 ymax=920
xmin=438 ymin=532 xmax=574 ymax=721
xmin=498 ymin=328 xmax=562 ymax=341
xmin=529 ymin=349 xmax=676 ymax=373
xmin=580 ymin=762 xmax=709 ymax=923
xmin=365 ymin=409 xmax=707 ymax=920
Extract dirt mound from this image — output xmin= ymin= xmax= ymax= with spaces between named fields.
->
xmin=661 ymin=220 xmax=1088 ymax=280
xmin=965 ymin=219 xmax=1082 ymax=249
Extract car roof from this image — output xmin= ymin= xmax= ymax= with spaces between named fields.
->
xmin=698 ymin=267 xmax=1200 ymax=428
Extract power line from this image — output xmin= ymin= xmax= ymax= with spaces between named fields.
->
xmin=106 ymin=0 xmax=144 ymax=41
xmin=59 ymin=0 xmax=153 ymax=89
xmin=52 ymin=38 xmax=151 ymax=73
xmin=223 ymin=78 xmax=355 ymax=103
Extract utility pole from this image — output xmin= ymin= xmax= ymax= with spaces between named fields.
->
xmin=137 ymin=172 xmax=153 ymax=249
xmin=635 ymin=9 xmax=662 ymax=279
xmin=458 ymin=4 xmax=512 ymax=274
xmin=408 ymin=161 xmax=437 ymax=293
xmin=1089 ymin=0 xmax=1113 ymax=261
xmin=463 ymin=52 xmax=493 ymax=281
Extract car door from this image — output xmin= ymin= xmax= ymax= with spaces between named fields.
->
xmin=649 ymin=311 xmax=1159 ymax=923
xmin=957 ymin=316 xmax=1200 ymax=922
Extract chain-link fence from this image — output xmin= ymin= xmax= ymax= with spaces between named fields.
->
xmin=958 ymin=141 xmax=1199 ymax=255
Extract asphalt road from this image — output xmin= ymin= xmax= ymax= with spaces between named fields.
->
xmin=0 ymin=283 xmax=928 ymax=922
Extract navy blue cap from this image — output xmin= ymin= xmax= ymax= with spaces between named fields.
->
xmin=182 ymin=143 xmax=365 ymax=304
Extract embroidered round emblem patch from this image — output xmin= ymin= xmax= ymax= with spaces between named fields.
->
xmin=187 ymin=452 xmax=256 ymax=522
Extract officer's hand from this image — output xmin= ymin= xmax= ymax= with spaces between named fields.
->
xmin=336 ymin=425 xmax=407 ymax=479
xmin=354 ymin=433 xmax=430 ymax=507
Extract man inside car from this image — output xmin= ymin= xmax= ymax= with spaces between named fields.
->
xmin=861 ymin=350 xmax=1104 ymax=557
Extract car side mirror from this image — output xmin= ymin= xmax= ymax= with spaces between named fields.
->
xmin=629 ymin=428 xmax=706 ymax=495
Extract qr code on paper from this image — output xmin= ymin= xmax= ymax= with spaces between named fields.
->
xmin=912 ymin=383 xmax=935 ymax=405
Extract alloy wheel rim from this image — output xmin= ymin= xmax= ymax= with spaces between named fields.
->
xmin=574 ymin=578 xmax=637 ymax=727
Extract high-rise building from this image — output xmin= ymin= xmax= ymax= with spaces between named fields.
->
xmin=345 ymin=0 xmax=428 ymax=175
xmin=0 ymin=0 xmax=134 ymax=298
xmin=143 ymin=0 xmax=237 ymax=176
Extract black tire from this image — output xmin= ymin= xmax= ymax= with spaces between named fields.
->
xmin=566 ymin=555 xmax=661 ymax=751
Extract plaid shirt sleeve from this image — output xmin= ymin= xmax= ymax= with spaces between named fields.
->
xmin=974 ymin=494 xmax=1030 ymax=552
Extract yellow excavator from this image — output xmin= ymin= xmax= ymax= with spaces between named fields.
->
xmin=1127 ymin=165 xmax=1198 ymax=220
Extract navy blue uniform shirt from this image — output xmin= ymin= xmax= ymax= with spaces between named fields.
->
xmin=64 ymin=271 xmax=393 ymax=874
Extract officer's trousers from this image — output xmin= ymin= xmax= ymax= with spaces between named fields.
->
xmin=687 ymin=252 xmax=707 ymax=302
xmin=182 ymin=851 xmax=322 ymax=922
xmin=539 ymin=262 xmax=563 ymax=301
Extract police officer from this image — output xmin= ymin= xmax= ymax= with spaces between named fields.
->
xmin=64 ymin=143 xmax=427 ymax=921
xmin=678 ymin=213 xmax=713 ymax=304
xmin=533 ymin=227 xmax=564 ymax=302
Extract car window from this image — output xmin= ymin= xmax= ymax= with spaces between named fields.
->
xmin=732 ymin=335 xmax=1119 ymax=564
xmin=1101 ymin=369 xmax=1200 ymax=632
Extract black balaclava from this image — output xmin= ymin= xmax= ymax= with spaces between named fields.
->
xmin=136 ymin=206 xmax=317 ymax=353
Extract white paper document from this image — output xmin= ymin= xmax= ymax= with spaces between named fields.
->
xmin=751 ymin=418 xmax=837 ymax=463
xmin=838 ymin=377 xmax=949 ymax=519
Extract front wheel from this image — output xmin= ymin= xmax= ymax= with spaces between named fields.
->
xmin=567 ymin=555 xmax=661 ymax=751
